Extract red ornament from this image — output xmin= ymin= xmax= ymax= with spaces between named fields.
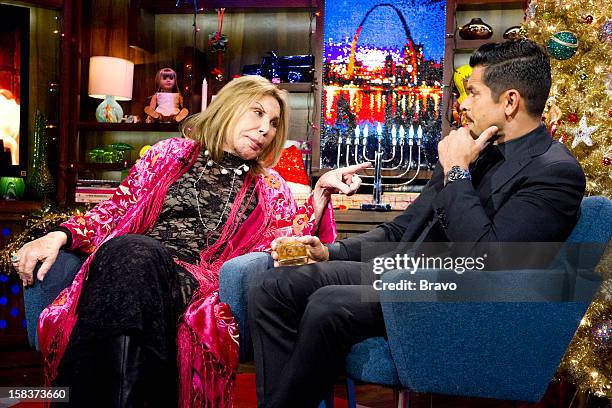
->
xmin=558 ymin=133 xmax=567 ymax=144
xmin=604 ymin=157 xmax=611 ymax=166
xmin=608 ymin=109 xmax=612 ymax=117
xmin=567 ymin=113 xmax=579 ymax=123
xmin=582 ymin=14 xmax=594 ymax=23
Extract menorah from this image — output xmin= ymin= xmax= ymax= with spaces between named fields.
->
xmin=336 ymin=122 xmax=425 ymax=211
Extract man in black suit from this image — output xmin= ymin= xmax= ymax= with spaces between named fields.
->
xmin=248 ymin=40 xmax=586 ymax=408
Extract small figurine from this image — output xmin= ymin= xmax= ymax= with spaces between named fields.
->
xmin=144 ymin=68 xmax=189 ymax=123
xmin=543 ymin=96 xmax=562 ymax=137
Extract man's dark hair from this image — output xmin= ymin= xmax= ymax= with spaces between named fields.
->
xmin=469 ymin=40 xmax=551 ymax=117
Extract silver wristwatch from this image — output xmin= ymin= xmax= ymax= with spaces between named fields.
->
xmin=446 ymin=165 xmax=471 ymax=184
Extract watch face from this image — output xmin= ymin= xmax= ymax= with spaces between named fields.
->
xmin=447 ymin=166 xmax=470 ymax=182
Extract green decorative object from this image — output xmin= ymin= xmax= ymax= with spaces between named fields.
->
xmin=0 ymin=177 xmax=25 ymax=200
xmin=86 ymin=148 xmax=107 ymax=163
xmin=547 ymin=31 xmax=579 ymax=60
xmin=108 ymin=142 xmax=134 ymax=152
xmin=541 ymin=12 xmax=552 ymax=21
xmin=26 ymin=112 xmax=56 ymax=200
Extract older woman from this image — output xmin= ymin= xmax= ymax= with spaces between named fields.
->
xmin=14 ymin=75 xmax=369 ymax=407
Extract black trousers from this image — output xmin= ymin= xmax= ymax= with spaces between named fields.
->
xmin=248 ymin=261 xmax=386 ymax=408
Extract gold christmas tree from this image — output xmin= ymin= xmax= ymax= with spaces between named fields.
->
xmin=524 ymin=0 xmax=611 ymax=197
xmin=523 ymin=0 xmax=612 ymax=398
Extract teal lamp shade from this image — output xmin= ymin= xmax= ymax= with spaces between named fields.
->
xmin=88 ymin=56 xmax=134 ymax=123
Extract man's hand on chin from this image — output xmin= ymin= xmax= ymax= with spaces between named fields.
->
xmin=438 ymin=126 xmax=499 ymax=176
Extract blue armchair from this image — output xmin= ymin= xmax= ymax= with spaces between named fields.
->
xmin=344 ymin=195 xmax=611 ymax=405
xmin=219 ymin=196 xmax=611 ymax=406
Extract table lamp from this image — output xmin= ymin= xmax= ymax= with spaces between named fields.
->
xmin=88 ymin=56 xmax=134 ymax=122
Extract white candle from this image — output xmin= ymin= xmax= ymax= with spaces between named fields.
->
xmin=417 ymin=125 xmax=423 ymax=140
xmin=201 ymin=78 xmax=208 ymax=112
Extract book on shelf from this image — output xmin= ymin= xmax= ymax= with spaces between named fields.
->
xmin=75 ymin=179 xmax=119 ymax=203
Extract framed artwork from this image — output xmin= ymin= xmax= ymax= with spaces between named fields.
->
xmin=319 ymin=0 xmax=446 ymax=173
xmin=0 ymin=4 xmax=29 ymax=177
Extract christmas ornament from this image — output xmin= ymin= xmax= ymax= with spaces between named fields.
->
xmin=608 ymin=109 xmax=612 ymax=117
xmin=567 ymin=113 xmax=579 ymax=123
xmin=569 ymin=115 xmax=599 ymax=148
xmin=603 ymin=157 xmax=611 ymax=166
xmin=599 ymin=19 xmax=612 ymax=44
xmin=579 ymin=72 xmax=588 ymax=80
xmin=541 ymin=12 xmax=551 ymax=21
xmin=593 ymin=321 xmax=612 ymax=348
xmin=547 ymin=31 xmax=579 ymax=60
xmin=208 ymin=32 xmax=228 ymax=53
xmin=558 ymin=133 xmax=567 ymax=144
xmin=581 ymin=14 xmax=594 ymax=24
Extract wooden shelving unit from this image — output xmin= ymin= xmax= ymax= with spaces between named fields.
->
xmin=77 ymin=122 xmax=179 ymax=132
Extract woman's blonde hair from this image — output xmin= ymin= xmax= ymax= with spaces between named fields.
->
xmin=181 ymin=75 xmax=289 ymax=175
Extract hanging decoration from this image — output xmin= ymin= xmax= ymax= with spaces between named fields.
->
xmin=208 ymin=8 xmax=227 ymax=81
xmin=569 ymin=115 xmax=599 ymax=148
xmin=599 ymin=19 xmax=612 ymax=44
xmin=547 ymin=31 xmax=579 ymax=60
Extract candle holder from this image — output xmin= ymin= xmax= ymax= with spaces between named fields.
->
xmin=335 ymin=121 xmax=425 ymax=211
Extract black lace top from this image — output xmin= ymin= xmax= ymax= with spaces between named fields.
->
xmin=148 ymin=150 xmax=258 ymax=263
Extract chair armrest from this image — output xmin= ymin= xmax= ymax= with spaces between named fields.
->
xmin=218 ymin=252 xmax=273 ymax=362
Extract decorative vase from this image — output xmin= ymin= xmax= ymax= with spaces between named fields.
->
xmin=26 ymin=111 xmax=56 ymax=200
xmin=503 ymin=26 xmax=522 ymax=40
xmin=95 ymin=95 xmax=123 ymax=123
xmin=459 ymin=18 xmax=493 ymax=40
xmin=0 ymin=177 xmax=25 ymax=200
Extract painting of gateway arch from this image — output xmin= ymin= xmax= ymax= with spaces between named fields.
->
xmin=320 ymin=0 xmax=447 ymax=173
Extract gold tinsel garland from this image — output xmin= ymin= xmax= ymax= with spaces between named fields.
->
xmin=0 ymin=205 xmax=89 ymax=276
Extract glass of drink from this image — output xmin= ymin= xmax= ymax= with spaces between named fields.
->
xmin=274 ymin=226 xmax=309 ymax=266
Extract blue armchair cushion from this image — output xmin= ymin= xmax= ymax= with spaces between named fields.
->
xmin=345 ymin=337 xmax=400 ymax=387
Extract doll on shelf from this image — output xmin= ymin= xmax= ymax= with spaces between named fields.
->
xmin=144 ymin=68 xmax=189 ymax=123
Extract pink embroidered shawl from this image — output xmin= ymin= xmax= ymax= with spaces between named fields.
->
xmin=38 ymin=137 xmax=336 ymax=407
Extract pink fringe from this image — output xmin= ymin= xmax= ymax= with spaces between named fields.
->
xmin=177 ymin=322 xmax=236 ymax=408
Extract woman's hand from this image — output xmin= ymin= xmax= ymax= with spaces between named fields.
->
xmin=270 ymin=235 xmax=329 ymax=267
xmin=13 ymin=231 xmax=67 ymax=285
xmin=312 ymin=162 xmax=372 ymax=223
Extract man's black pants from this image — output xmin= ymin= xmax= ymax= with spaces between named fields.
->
xmin=248 ymin=261 xmax=386 ymax=408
